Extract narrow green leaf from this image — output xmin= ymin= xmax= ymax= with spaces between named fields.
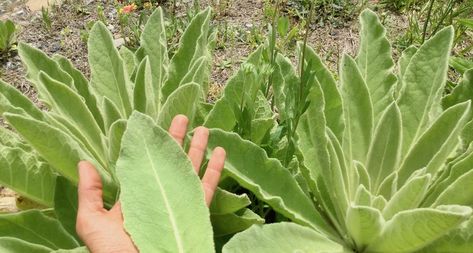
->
xmin=356 ymin=9 xmax=397 ymax=121
xmin=340 ymin=54 xmax=373 ymax=165
xmin=209 ymin=188 xmax=251 ymax=215
xmin=0 ymin=147 xmax=56 ymax=206
xmin=88 ymin=22 xmax=132 ymax=117
xmin=346 ymin=205 xmax=384 ymax=248
xmin=367 ymin=206 xmax=472 ymax=253
xmin=442 ymin=69 xmax=473 ymax=109
xmin=0 ymin=210 xmax=79 ymax=249
xmin=54 ymin=176 xmax=81 ymax=243
xmin=397 ymin=27 xmax=454 ymax=155
xmin=399 ymin=46 xmax=418 ymax=78
xmin=433 ymin=169 xmax=473 ymax=207
xmin=450 ymin=56 xmax=473 ymax=75
xmin=207 ymin=129 xmax=334 ymax=236
xmin=397 ymin=101 xmax=470 ymax=185
xmin=54 ymin=55 xmax=105 ymax=132
xmin=119 ymin=46 xmax=136 ymax=77
xmin=157 ymin=83 xmax=200 ymax=130
xmin=366 ymin=102 xmax=402 ymax=191
xmin=299 ymin=43 xmax=344 ymax=141
xmin=162 ymin=8 xmax=211 ymax=100
xmin=102 ymin=97 xmax=123 ymax=132
xmin=116 ymin=112 xmax=214 ymax=253
xmin=0 ymin=237 xmax=51 ymax=253
xmin=39 ymin=72 xmax=106 ymax=162
xmin=0 ymin=79 xmax=44 ymax=120
xmin=140 ymin=7 xmax=167 ymax=104
xmin=108 ymin=119 xmax=127 ymax=165
xmin=222 ymin=223 xmax=343 ymax=253
xmin=133 ymin=57 xmax=157 ymax=117
xmin=211 ymin=209 xmax=264 ymax=237
xmin=4 ymin=113 xmax=117 ymax=203
xmin=382 ymin=174 xmax=431 ymax=219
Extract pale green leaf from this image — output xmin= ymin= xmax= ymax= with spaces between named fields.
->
xmin=299 ymin=43 xmax=344 ymax=142
xmin=0 ymin=210 xmax=79 ymax=249
xmin=102 ymin=97 xmax=123 ymax=132
xmin=210 ymin=188 xmax=251 ymax=215
xmin=433 ymin=168 xmax=473 ymax=207
xmin=133 ymin=57 xmax=157 ymax=117
xmin=162 ymin=8 xmax=211 ymax=100
xmin=54 ymin=54 xmax=104 ymax=132
xmin=116 ymin=112 xmax=214 ymax=253
xmin=367 ymin=206 xmax=472 ymax=253
xmin=88 ymin=22 xmax=132 ymax=117
xmin=222 ymin=223 xmax=343 ymax=253
xmin=0 ymin=79 xmax=44 ymax=120
xmin=442 ymin=69 xmax=473 ymax=109
xmin=157 ymin=83 xmax=200 ymax=130
xmin=211 ymin=209 xmax=264 ymax=237
xmin=382 ymin=174 xmax=431 ymax=220
xmin=140 ymin=7 xmax=167 ymax=107
xmin=397 ymin=27 xmax=454 ymax=155
xmin=39 ymin=72 xmax=106 ymax=162
xmin=207 ymin=129 xmax=335 ymax=236
xmin=346 ymin=205 xmax=384 ymax=248
xmin=397 ymin=101 xmax=470 ymax=185
xmin=54 ymin=176 xmax=80 ymax=242
xmin=366 ymin=102 xmax=402 ymax=192
xmin=108 ymin=119 xmax=127 ymax=165
xmin=340 ymin=54 xmax=373 ymax=165
xmin=0 ymin=147 xmax=56 ymax=206
xmin=356 ymin=9 xmax=397 ymax=121
xmin=119 ymin=46 xmax=136 ymax=77
xmin=0 ymin=237 xmax=51 ymax=253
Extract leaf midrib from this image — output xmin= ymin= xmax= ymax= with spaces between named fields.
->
xmin=144 ymin=141 xmax=184 ymax=253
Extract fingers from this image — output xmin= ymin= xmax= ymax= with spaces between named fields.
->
xmin=77 ymin=161 xmax=105 ymax=213
xmin=188 ymin=127 xmax=209 ymax=174
xmin=168 ymin=115 xmax=189 ymax=146
xmin=202 ymin=147 xmax=226 ymax=207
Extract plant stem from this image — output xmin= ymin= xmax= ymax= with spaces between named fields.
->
xmin=421 ymin=0 xmax=435 ymax=43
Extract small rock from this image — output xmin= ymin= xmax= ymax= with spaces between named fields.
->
xmin=113 ymin=38 xmax=125 ymax=48
xmin=107 ymin=24 xmax=115 ymax=32
xmin=245 ymin=23 xmax=253 ymax=29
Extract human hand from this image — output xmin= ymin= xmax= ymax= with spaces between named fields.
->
xmin=76 ymin=115 xmax=226 ymax=253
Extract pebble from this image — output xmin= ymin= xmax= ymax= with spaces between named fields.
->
xmin=113 ymin=37 xmax=125 ymax=48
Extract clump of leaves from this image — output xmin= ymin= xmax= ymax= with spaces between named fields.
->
xmin=204 ymin=9 xmax=473 ymax=253
xmin=0 ymin=19 xmax=17 ymax=59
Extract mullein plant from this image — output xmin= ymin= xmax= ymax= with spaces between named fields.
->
xmin=0 ymin=6 xmax=471 ymax=253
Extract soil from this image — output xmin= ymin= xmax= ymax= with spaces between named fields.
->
xmin=0 ymin=0 xmax=471 ymax=212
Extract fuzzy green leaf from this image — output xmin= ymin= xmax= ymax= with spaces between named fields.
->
xmin=116 ymin=112 xmax=214 ymax=253
xmin=157 ymin=83 xmax=200 ymax=130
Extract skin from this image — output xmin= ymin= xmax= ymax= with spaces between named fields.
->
xmin=76 ymin=115 xmax=226 ymax=253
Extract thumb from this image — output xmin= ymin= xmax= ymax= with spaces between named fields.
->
xmin=77 ymin=161 xmax=105 ymax=213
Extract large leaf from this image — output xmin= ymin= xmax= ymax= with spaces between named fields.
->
xmin=0 ymin=210 xmax=79 ymax=249
xmin=17 ymin=43 xmax=73 ymax=103
xmin=116 ymin=112 xmax=214 ymax=253
xmin=207 ymin=129 xmax=335 ymax=236
xmin=4 ymin=113 xmax=117 ymax=203
xmin=433 ymin=168 xmax=473 ymax=207
xmin=346 ymin=205 xmax=384 ymax=248
xmin=140 ymin=7 xmax=167 ymax=110
xmin=382 ymin=174 xmax=431 ymax=219
xmin=157 ymin=83 xmax=201 ymax=130
xmin=0 ymin=79 xmax=44 ymax=120
xmin=222 ymin=223 xmax=343 ymax=253
xmin=397 ymin=101 xmax=470 ymax=185
xmin=162 ymin=8 xmax=211 ymax=100
xmin=366 ymin=206 xmax=472 ymax=253
xmin=88 ymin=22 xmax=132 ymax=117
xmin=133 ymin=57 xmax=157 ymax=117
xmin=417 ymin=216 xmax=473 ymax=252
xmin=0 ymin=147 xmax=56 ymax=207
xmin=39 ymin=72 xmax=106 ymax=162
xmin=442 ymin=69 xmax=473 ymax=109
xmin=300 ymin=43 xmax=344 ymax=142
xmin=397 ymin=27 xmax=454 ymax=155
xmin=54 ymin=176 xmax=81 ymax=242
xmin=356 ymin=9 xmax=397 ymax=121
xmin=366 ymin=102 xmax=402 ymax=192
xmin=0 ymin=238 xmax=51 ymax=253
xmin=54 ymin=54 xmax=104 ymax=132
